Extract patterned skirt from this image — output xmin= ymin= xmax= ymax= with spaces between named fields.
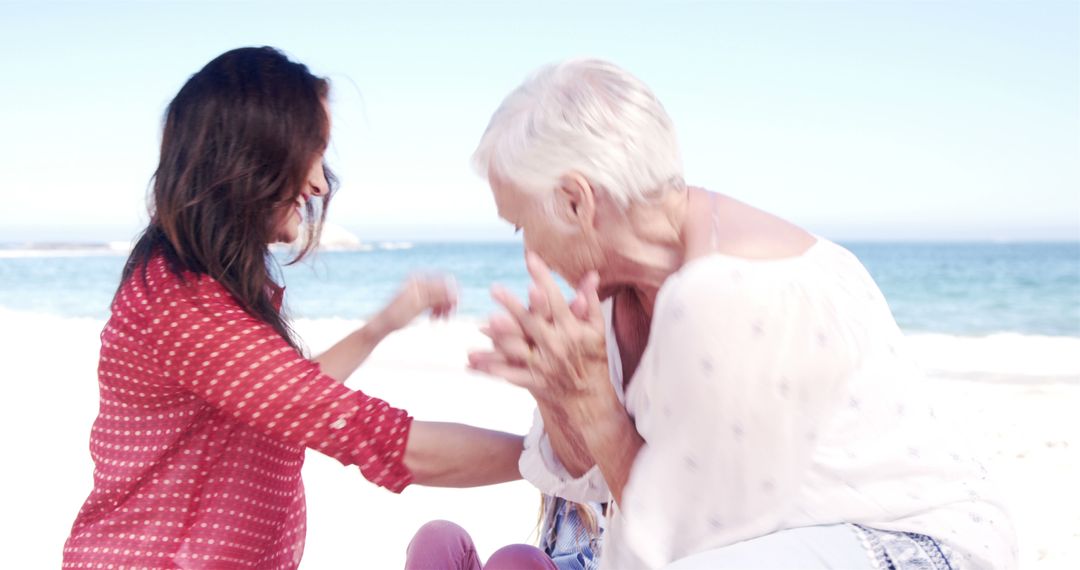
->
xmin=854 ymin=525 xmax=957 ymax=570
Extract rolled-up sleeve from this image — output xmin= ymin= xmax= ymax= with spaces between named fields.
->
xmin=519 ymin=409 xmax=612 ymax=503
xmin=155 ymin=275 xmax=413 ymax=493
xmin=519 ymin=299 xmax=623 ymax=504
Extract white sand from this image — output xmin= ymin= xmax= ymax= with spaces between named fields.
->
xmin=2 ymin=309 xmax=1076 ymax=568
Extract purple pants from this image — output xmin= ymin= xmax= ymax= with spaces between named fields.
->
xmin=404 ymin=520 xmax=557 ymax=570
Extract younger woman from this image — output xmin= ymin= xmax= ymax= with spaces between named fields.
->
xmin=63 ymin=46 xmax=522 ymax=569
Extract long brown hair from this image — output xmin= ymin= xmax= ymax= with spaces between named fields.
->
xmin=119 ymin=46 xmax=335 ymax=349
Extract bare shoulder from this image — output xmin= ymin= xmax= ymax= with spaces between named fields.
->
xmin=683 ymin=188 xmax=817 ymax=263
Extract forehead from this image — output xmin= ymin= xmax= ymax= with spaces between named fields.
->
xmin=487 ymin=169 xmax=531 ymax=221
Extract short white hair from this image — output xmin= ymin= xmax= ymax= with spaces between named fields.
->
xmin=473 ymin=59 xmax=683 ymax=209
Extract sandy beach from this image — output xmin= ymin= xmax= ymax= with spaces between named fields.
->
xmin=3 ymin=309 xmax=1076 ymax=568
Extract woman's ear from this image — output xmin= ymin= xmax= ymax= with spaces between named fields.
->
xmin=557 ymin=173 xmax=597 ymax=230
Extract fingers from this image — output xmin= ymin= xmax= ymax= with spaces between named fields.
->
xmin=580 ymin=271 xmax=603 ymax=326
xmin=569 ymin=289 xmax=588 ymax=320
xmin=480 ymin=312 xmax=537 ymax=367
xmin=466 ymin=349 xmax=503 ymax=369
xmin=466 ymin=350 xmax=537 ymax=389
xmin=525 ymin=251 xmax=574 ymax=326
xmin=489 ymin=312 xmax=524 ymax=338
xmin=567 ymin=271 xmax=601 ymax=325
xmin=432 ymin=275 xmax=458 ymax=313
xmin=405 ymin=273 xmax=458 ymax=321
xmin=492 ymin=330 xmax=532 ymax=364
xmin=439 ymin=275 xmax=459 ymax=318
xmin=475 ymin=264 xmax=609 ymax=404
xmin=528 ymin=284 xmax=552 ymax=322
xmin=491 ymin=283 xmax=549 ymax=348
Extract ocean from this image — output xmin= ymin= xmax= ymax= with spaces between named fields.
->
xmin=1 ymin=241 xmax=1076 ymax=338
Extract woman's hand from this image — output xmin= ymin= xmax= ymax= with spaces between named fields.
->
xmin=374 ymin=274 xmax=458 ymax=335
xmin=470 ymin=252 xmax=643 ymax=503
xmin=469 ymin=252 xmax=612 ymax=414
xmin=314 ymin=274 xmax=456 ymax=383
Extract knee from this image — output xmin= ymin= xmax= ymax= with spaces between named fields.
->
xmin=485 ymin=544 xmax=553 ymax=570
xmin=405 ymin=519 xmax=481 ymax=570
xmin=408 ymin=519 xmax=471 ymax=549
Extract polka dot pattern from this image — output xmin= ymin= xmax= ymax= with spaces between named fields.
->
xmin=63 ymin=256 xmax=413 ymax=569
xmin=523 ymin=239 xmax=1017 ymax=570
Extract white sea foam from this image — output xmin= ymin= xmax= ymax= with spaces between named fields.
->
xmin=378 ymin=241 xmax=415 ymax=251
xmin=905 ymin=332 xmax=1080 ymax=382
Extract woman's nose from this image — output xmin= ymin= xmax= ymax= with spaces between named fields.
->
xmin=308 ymin=166 xmax=329 ymax=197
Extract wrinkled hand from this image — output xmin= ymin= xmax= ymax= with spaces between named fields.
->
xmin=376 ymin=274 xmax=458 ymax=333
xmin=468 ymin=252 xmax=610 ymax=408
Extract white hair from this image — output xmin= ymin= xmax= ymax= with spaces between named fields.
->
xmin=472 ymin=58 xmax=684 ymax=209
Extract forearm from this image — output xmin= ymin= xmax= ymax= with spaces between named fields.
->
xmin=534 ymin=399 xmax=596 ymax=477
xmin=313 ymin=316 xmax=392 ymax=383
xmin=578 ymin=392 xmax=643 ymax=505
xmin=404 ymin=421 xmax=524 ymax=488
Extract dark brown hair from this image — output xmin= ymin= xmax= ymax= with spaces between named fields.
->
xmin=119 ymin=46 xmax=335 ymax=348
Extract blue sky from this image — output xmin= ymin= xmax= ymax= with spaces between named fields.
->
xmin=1 ymin=0 xmax=1076 ymax=242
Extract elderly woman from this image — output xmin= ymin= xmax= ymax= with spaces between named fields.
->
xmin=467 ymin=59 xmax=1016 ymax=569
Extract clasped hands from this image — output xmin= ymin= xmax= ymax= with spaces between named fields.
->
xmin=468 ymin=252 xmax=613 ymax=415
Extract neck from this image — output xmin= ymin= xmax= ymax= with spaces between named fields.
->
xmin=599 ymin=186 xmax=691 ymax=318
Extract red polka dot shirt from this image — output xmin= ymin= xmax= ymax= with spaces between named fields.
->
xmin=63 ymin=256 xmax=413 ymax=569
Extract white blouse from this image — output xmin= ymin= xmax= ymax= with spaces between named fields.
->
xmin=519 ymin=238 xmax=1016 ymax=569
